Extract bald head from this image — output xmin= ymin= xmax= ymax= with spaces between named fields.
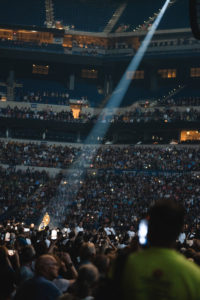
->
xmin=78 ymin=264 xmax=99 ymax=284
xmin=35 ymin=254 xmax=59 ymax=280
xmin=80 ymin=242 xmax=96 ymax=261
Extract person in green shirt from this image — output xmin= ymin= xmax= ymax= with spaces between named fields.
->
xmin=122 ymin=200 xmax=200 ymax=300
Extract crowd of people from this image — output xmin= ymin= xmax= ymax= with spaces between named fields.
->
xmin=156 ymin=96 xmax=200 ymax=107
xmin=0 ymin=106 xmax=75 ymax=122
xmin=0 ymin=139 xmax=200 ymax=299
xmin=0 ymin=141 xmax=200 ymax=172
xmin=15 ymin=91 xmax=70 ymax=106
xmin=1 ymin=4 xmax=200 ymax=298
xmin=0 ymin=163 xmax=200 ymax=231
xmin=1 ymin=196 xmax=200 ymax=299
xmin=1 ymin=105 xmax=200 ymax=124
xmin=0 ymin=37 xmax=133 ymax=59
xmin=0 ymin=166 xmax=60 ymax=224
xmin=110 ymin=107 xmax=200 ymax=123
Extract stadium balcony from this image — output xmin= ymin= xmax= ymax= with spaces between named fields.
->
xmin=13 ymin=78 xmax=104 ymax=107
xmin=53 ymin=0 xmax=119 ymax=32
xmin=0 ymin=37 xmax=136 ymax=59
xmin=8 ymin=77 xmax=200 ymax=108
xmin=70 ymin=80 xmax=104 ymax=107
xmin=14 ymin=78 xmax=70 ymax=105
xmin=0 ymin=38 xmax=64 ymax=54
xmin=0 ymin=0 xmax=45 ymax=27
xmin=155 ymin=82 xmax=200 ymax=107
xmin=121 ymin=86 xmax=151 ymax=107
xmin=121 ymin=84 xmax=181 ymax=107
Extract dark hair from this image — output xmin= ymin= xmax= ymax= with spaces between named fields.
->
xmin=148 ymin=200 xmax=185 ymax=247
xmin=75 ymin=264 xmax=99 ymax=298
xmin=0 ymin=246 xmax=8 ymax=267
xmin=34 ymin=241 xmax=48 ymax=258
xmin=94 ymin=254 xmax=110 ymax=275
xmin=20 ymin=245 xmax=36 ymax=264
xmin=69 ymin=231 xmax=76 ymax=239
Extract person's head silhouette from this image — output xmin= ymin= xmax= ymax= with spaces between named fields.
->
xmin=147 ymin=200 xmax=185 ymax=248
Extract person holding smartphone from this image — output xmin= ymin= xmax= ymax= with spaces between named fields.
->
xmin=122 ymin=200 xmax=200 ymax=300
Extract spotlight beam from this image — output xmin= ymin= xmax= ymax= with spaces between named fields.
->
xmin=46 ymin=0 xmax=171 ymax=225
xmin=85 ymin=0 xmax=171 ymax=144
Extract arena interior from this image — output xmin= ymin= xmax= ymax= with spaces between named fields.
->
xmin=1 ymin=0 xmax=200 ymax=299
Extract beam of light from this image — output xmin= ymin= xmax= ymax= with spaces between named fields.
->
xmin=85 ymin=0 xmax=171 ymax=144
xmin=44 ymin=0 xmax=171 ymax=227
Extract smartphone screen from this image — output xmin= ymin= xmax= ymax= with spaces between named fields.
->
xmin=8 ymin=250 xmax=15 ymax=256
xmin=5 ymin=232 xmax=10 ymax=242
xmin=26 ymin=238 xmax=31 ymax=245
xmin=138 ymin=219 xmax=148 ymax=245
xmin=51 ymin=229 xmax=57 ymax=240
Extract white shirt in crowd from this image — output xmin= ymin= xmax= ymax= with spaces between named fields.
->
xmin=76 ymin=226 xmax=84 ymax=233
xmin=104 ymin=227 xmax=116 ymax=236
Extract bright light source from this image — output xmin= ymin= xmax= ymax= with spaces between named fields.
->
xmin=44 ymin=0 xmax=171 ymax=225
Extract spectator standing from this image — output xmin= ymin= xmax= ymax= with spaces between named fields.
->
xmin=14 ymin=254 xmax=61 ymax=300
xmin=122 ymin=200 xmax=200 ymax=299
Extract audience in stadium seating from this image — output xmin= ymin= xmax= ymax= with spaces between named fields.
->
xmin=111 ymin=107 xmax=200 ymax=123
xmin=1 ymin=159 xmax=200 ymax=230
xmin=0 ymin=0 xmax=199 ymax=298
xmin=0 ymin=106 xmax=74 ymax=121
xmin=1 ymin=105 xmax=200 ymax=124
xmin=0 ymin=166 xmax=60 ymax=224
xmin=0 ymin=37 xmax=132 ymax=58
xmin=15 ymin=89 xmax=70 ymax=106
xmin=0 ymin=141 xmax=200 ymax=172
xmin=1 ymin=193 xmax=200 ymax=299
xmin=157 ymin=97 xmax=200 ymax=107
xmin=0 ymin=140 xmax=200 ymax=299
